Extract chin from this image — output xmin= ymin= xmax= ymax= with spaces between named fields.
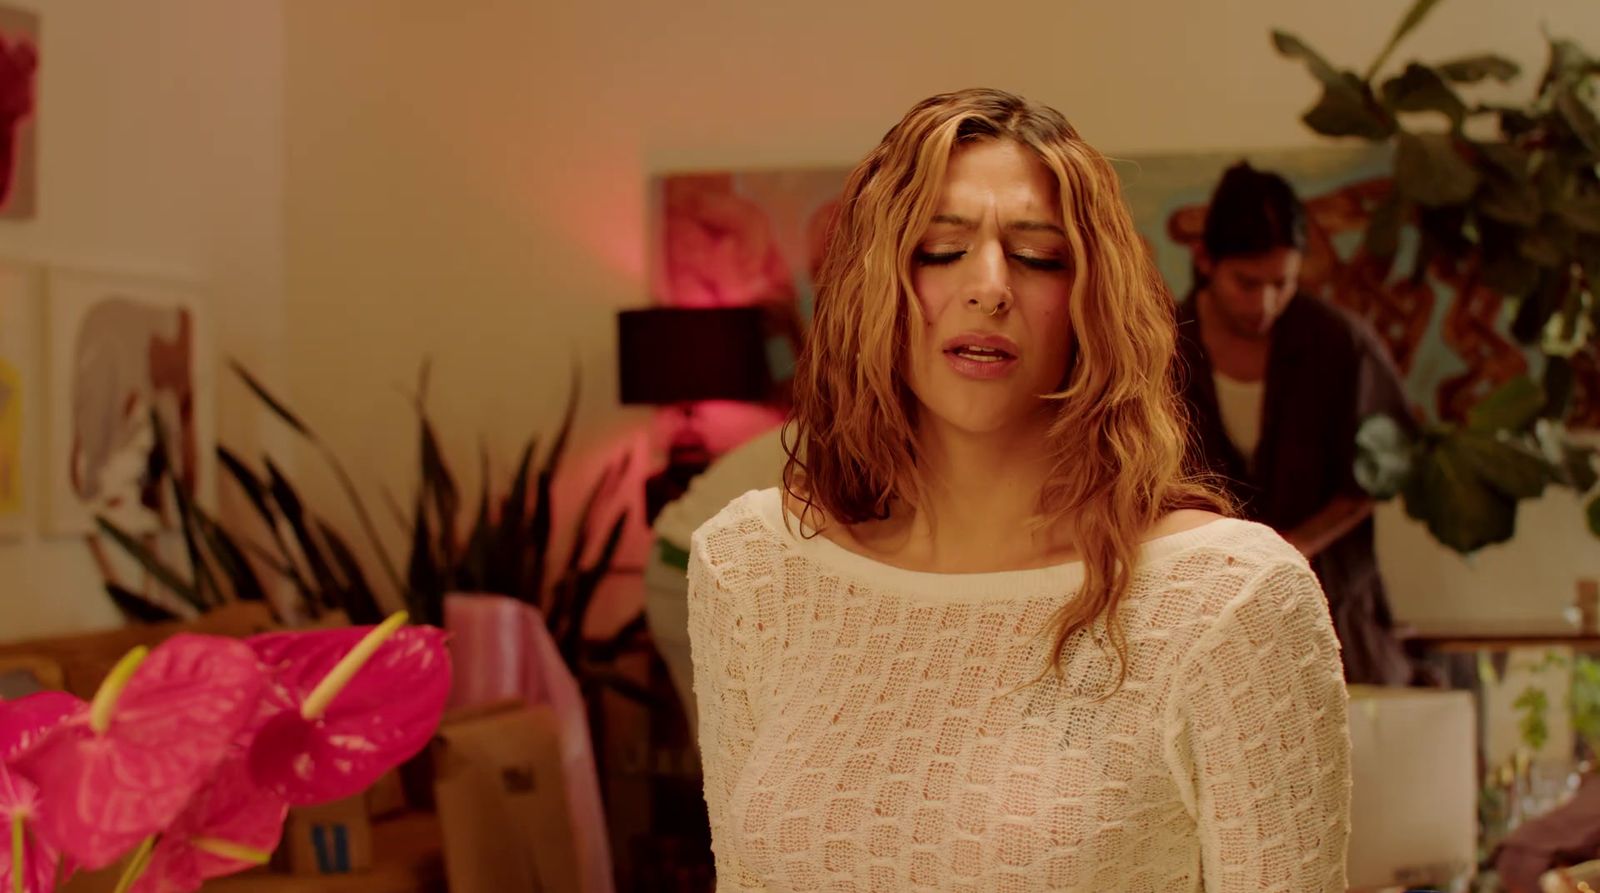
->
xmin=923 ymin=398 xmax=1044 ymax=438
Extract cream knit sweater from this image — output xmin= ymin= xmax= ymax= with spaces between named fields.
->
xmin=687 ymin=489 xmax=1350 ymax=892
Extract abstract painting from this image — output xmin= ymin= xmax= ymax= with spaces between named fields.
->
xmin=649 ymin=170 xmax=843 ymax=401
xmin=0 ymin=262 xmax=39 ymax=537
xmin=0 ymin=5 xmax=37 ymax=220
xmin=44 ymin=270 xmax=212 ymax=535
xmin=650 ymin=144 xmax=1583 ymax=428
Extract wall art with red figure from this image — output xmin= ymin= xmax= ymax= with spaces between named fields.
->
xmin=0 ymin=4 xmax=37 ymax=220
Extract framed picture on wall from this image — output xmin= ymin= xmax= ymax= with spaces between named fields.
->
xmin=0 ymin=4 xmax=38 ymax=221
xmin=0 ymin=260 xmax=40 ymax=538
xmin=42 ymin=268 xmax=214 ymax=536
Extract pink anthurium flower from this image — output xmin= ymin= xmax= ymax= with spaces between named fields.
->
xmin=1 ymin=692 xmax=85 ymax=893
xmin=247 ymin=613 xmax=450 ymax=805
xmin=13 ymin=636 xmax=266 ymax=871
xmin=129 ymin=752 xmax=286 ymax=893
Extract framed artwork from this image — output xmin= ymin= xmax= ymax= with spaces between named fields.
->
xmin=0 ymin=260 xmax=40 ymax=537
xmin=43 ymin=269 xmax=213 ymax=536
xmin=0 ymin=4 xmax=37 ymax=220
xmin=649 ymin=144 xmax=1592 ymax=429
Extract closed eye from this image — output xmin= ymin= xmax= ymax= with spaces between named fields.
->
xmin=913 ymin=250 xmax=964 ymax=266
xmin=1014 ymin=254 xmax=1066 ymax=272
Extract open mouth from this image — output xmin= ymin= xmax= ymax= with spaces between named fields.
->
xmin=941 ymin=333 xmax=1021 ymax=380
xmin=945 ymin=344 xmax=1015 ymax=363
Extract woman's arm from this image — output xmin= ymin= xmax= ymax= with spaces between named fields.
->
xmin=687 ymin=540 xmax=765 ymax=891
xmin=1164 ymin=558 xmax=1352 ymax=892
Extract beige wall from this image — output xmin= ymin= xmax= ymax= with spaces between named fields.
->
xmin=0 ymin=1 xmax=284 ymax=642
xmin=283 ymin=0 xmax=1600 ymax=632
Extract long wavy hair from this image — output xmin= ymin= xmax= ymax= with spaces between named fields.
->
xmin=783 ymin=87 xmax=1227 ymax=679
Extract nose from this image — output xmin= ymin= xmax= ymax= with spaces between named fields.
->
xmin=965 ymin=242 xmax=1011 ymax=317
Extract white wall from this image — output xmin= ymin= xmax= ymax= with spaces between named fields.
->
xmin=282 ymin=0 xmax=1600 ymax=632
xmin=0 ymin=1 xmax=284 ymax=642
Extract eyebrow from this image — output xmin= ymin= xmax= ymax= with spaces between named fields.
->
xmin=928 ymin=213 xmax=1067 ymax=237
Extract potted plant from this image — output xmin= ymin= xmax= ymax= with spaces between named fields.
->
xmin=1272 ymin=0 xmax=1600 ymax=552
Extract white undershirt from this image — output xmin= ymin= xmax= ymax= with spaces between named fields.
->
xmin=1213 ymin=370 xmax=1265 ymax=460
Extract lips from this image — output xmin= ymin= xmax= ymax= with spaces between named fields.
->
xmin=942 ymin=332 xmax=1020 ymax=380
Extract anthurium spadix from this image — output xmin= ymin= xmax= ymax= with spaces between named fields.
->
xmin=12 ymin=636 xmax=265 ymax=871
xmin=129 ymin=752 xmax=287 ymax=893
xmin=246 ymin=612 xmax=450 ymax=805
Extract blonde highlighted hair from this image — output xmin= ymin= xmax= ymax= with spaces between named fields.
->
xmin=784 ymin=87 xmax=1226 ymax=678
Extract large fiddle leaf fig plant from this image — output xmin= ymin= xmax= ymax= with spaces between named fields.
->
xmin=1275 ymin=0 xmax=1600 ymax=552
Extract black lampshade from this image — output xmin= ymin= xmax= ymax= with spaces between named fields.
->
xmin=617 ymin=307 xmax=773 ymax=405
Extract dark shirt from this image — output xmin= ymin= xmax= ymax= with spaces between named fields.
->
xmin=1176 ymin=292 xmax=1413 ymax=685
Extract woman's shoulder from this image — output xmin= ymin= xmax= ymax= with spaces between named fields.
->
xmin=688 ymin=488 xmax=786 ymax=579
xmin=1134 ymin=513 xmax=1320 ymax=636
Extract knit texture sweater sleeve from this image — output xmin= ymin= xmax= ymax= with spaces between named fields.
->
xmin=687 ymin=527 xmax=766 ymax=891
xmin=1161 ymin=558 xmax=1351 ymax=892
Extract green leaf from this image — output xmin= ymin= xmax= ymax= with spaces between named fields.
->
xmin=191 ymin=506 xmax=269 ymax=605
xmin=1271 ymin=30 xmax=1342 ymax=85
xmin=94 ymin=516 xmax=206 ymax=612
xmin=492 ymin=438 xmax=537 ymax=599
xmin=405 ymin=494 xmax=442 ymax=623
xmin=231 ymin=360 xmax=310 ymax=438
xmin=1453 ymin=431 xmax=1553 ymax=500
xmin=1556 ymin=87 xmax=1600 ymax=155
xmin=1303 ymin=76 xmax=1397 ymax=140
xmin=529 ymin=373 xmax=582 ymax=610
xmin=1355 ymin=414 xmax=1415 ymax=499
xmin=318 ymin=520 xmax=385 ymax=625
xmin=148 ymin=408 xmax=222 ymax=607
xmin=218 ymin=447 xmax=273 ymax=529
xmin=457 ymin=441 xmax=494 ymax=589
xmin=1563 ymin=445 xmax=1598 ymax=493
xmin=1395 ymin=131 xmax=1480 ymax=207
xmin=1382 ymin=64 xmax=1467 ymax=126
xmin=1270 ymin=33 xmax=1395 ymax=140
xmin=1401 ymin=437 xmax=1519 ymax=553
xmin=1365 ymin=0 xmax=1447 ymax=81
xmin=1436 ymin=54 xmax=1520 ymax=84
xmin=1468 ymin=375 xmax=1546 ymax=432
xmin=105 ymin=582 xmax=184 ymax=624
xmin=265 ymin=459 xmax=342 ymax=611
xmin=1514 ymin=686 xmax=1551 ymax=752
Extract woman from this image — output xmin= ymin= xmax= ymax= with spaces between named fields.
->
xmin=687 ymin=88 xmax=1350 ymax=892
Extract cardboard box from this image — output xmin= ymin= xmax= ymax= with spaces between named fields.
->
xmin=277 ymin=796 xmax=373 ymax=875
xmin=1347 ymin=685 xmax=1478 ymax=889
xmin=432 ymin=701 xmax=584 ymax=893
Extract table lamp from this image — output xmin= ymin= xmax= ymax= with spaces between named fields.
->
xmin=617 ymin=307 xmax=772 ymax=523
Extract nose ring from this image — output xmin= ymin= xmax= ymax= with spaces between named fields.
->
xmin=988 ymin=286 xmax=1011 ymax=317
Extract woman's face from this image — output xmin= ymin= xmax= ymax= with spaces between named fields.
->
xmin=905 ymin=138 xmax=1075 ymax=438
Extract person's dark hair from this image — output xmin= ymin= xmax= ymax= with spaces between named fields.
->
xmin=1202 ymin=161 xmax=1307 ymax=261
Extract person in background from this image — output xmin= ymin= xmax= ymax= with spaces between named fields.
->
xmin=688 ymin=89 xmax=1350 ymax=891
xmin=643 ymin=425 xmax=786 ymax=735
xmin=1176 ymin=161 xmax=1414 ymax=686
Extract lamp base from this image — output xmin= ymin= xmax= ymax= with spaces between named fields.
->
xmin=643 ymin=410 xmax=714 ymax=526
